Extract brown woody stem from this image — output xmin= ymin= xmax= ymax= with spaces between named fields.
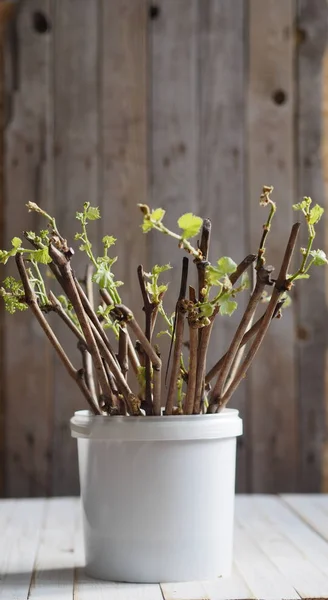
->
xmin=205 ymin=300 xmax=284 ymax=384
xmin=48 ymin=291 xmax=86 ymax=347
xmin=137 ymin=264 xmax=155 ymax=414
xmin=82 ymin=264 xmax=98 ymax=403
xmin=49 ymin=244 xmax=113 ymax=406
xmin=15 ymin=253 xmax=101 ymax=415
xmin=209 ymin=265 xmax=274 ymax=409
xmin=230 ymin=254 xmax=257 ymax=286
xmin=113 ymin=304 xmax=162 ymax=416
xmin=213 ymin=222 xmax=300 ymax=411
xmin=100 ymin=287 xmax=140 ymax=375
xmin=78 ymin=340 xmax=98 ymax=406
xmin=184 ymin=324 xmax=198 ymax=414
xmin=88 ymin=318 xmax=136 ymax=413
xmin=118 ymin=325 xmax=129 ymax=379
xmin=193 ymin=306 xmax=219 ymax=414
xmin=165 ymin=257 xmax=189 ymax=415
xmin=197 ymin=218 xmax=211 ymax=302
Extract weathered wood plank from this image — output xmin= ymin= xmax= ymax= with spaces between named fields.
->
xmin=233 ymin=519 xmax=300 ymax=599
xmin=283 ymin=494 xmax=328 ymax=540
xmin=100 ymin=0 xmax=147 ymax=328
xmin=51 ymin=0 xmax=99 ymax=495
xmin=322 ymin=27 xmax=328 ymax=495
xmin=161 ymin=581 xmax=210 ymax=600
xmin=149 ymin=0 xmax=198 ymax=377
xmin=4 ymin=0 xmax=53 ymax=497
xmin=0 ymin=0 xmax=17 ymax=497
xmin=198 ymin=0 xmax=247 ymax=492
xmin=297 ymin=0 xmax=328 ymax=492
xmin=247 ymin=0 xmax=297 ymax=492
xmin=237 ymin=494 xmax=328 ymax=598
xmin=203 ymin=566 xmax=253 ymax=600
xmin=0 ymin=498 xmax=45 ymax=599
xmin=75 ymin=571 xmax=163 ymax=600
xmin=28 ymin=498 xmax=79 ymax=599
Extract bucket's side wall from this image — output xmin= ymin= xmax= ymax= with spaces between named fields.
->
xmin=77 ymin=436 xmax=237 ymax=583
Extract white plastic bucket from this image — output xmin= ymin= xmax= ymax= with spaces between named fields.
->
xmin=70 ymin=408 xmax=242 ymax=583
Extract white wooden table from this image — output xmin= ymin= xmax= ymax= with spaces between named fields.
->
xmin=1 ymin=495 xmax=328 ymax=599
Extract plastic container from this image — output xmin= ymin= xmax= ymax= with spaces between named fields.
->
xmin=70 ymin=408 xmax=242 ymax=583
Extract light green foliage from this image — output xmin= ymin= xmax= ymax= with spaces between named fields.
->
xmin=290 ymin=196 xmax=326 ymax=281
xmin=31 ymin=248 xmax=52 ymax=265
xmin=206 ymin=257 xmax=237 ymax=287
xmin=11 ymin=237 xmax=22 ymax=249
xmin=102 ymin=235 xmax=116 ymax=249
xmin=96 ymin=303 xmax=118 ymax=336
xmin=151 ymin=208 xmax=165 ymax=223
xmin=177 ymin=213 xmax=203 ymax=240
xmin=292 ymin=197 xmax=312 ymax=212
xmin=202 ymin=257 xmax=240 ymax=318
xmin=138 ymin=204 xmax=202 ymax=259
xmin=0 ymin=237 xmax=51 ymax=266
xmin=93 ymin=262 xmax=117 ymax=289
xmin=218 ymin=294 xmax=238 ymax=316
xmin=309 ymin=204 xmax=324 ymax=225
xmin=76 ymin=202 xmax=101 ymax=223
xmin=139 ymin=206 xmax=165 ymax=233
xmin=144 ymin=264 xmax=171 ymax=304
xmin=0 ymin=277 xmax=28 ymax=314
xmin=293 ymin=197 xmax=324 ymax=226
xmin=309 ymin=249 xmax=328 ymax=266
xmin=75 ymin=203 xmax=122 ymax=303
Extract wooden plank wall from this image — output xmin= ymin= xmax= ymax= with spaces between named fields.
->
xmin=0 ymin=0 xmax=327 ymax=496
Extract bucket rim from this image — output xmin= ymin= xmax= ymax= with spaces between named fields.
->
xmin=70 ymin=408 xmax=243 ymax=441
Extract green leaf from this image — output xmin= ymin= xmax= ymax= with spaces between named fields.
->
xmin=221 ymin=274 xmax=233 ymax=291
xmin=76 ymin=211 xmax=84 ymax=222
xmin=309 ymin=249 xmax=328 ymax=266
xmin=0 ymin=248 xmax=16 ymax=264
xmin=199 ymin=302 xmax=214 ymax=318
xmin=216 ymin=256 xmax=237 ymax=278
xmin=157 ymin=284 xmax=168 ymax=295
xmin=142 ymin=220 xmax=153 ymax=233
xmin=0 ymin=277 xmax=28 ymax=314
xmin=11 ymin=237 xmax=22 ymax=249
xmin=177 ymin=213 xmax=203 ymax=239
xmin=31 ymin=248 xmax=52 ymax=264
xmin=151 ymin=208 xmax=165 ymax=223
xmin=206 ymin=265 xmax=222 ymax=286
xmin=219 ymin=299 xmax=238 ymax=316
xmin=102 ymin=235 xmax=116 ymax=248
xmin=85 ymin=206 xmax=101 ymax=221
xmin=25 ymin=231 xmax=36 ymax=241
xmin=309 ymin=204 xmax=324 ymax=225
xmin=293 ymin=197 xmax=312 ymax=212
xmin=152 ymin=263 xmax=172 ymax=275
xmin=93 ymin=264 xmax=113 ymax=288
xmin=79 ymin=244 xmax=88 ymax=252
